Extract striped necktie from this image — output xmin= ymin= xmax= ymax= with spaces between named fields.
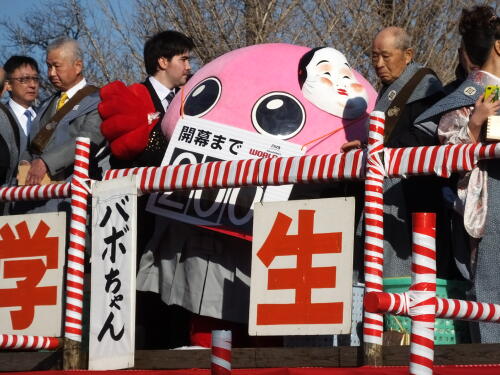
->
xmin=165 ymin=91 xmax=175 ymax=108
xmin=24 ymin=109 xmax=33 ymax=135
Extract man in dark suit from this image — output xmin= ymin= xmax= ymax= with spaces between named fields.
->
xmin=99 ymin=30 xmax=195 ymax=349
xmin=24 ymin=37 xmax=104 ymax=185
xmin=0 ymin=55 xmax=40 ymax=190
xmin=3 ymin=56 xmax=40 ymax=173
xmin=108 ymin=30 xmax=194 ymax=169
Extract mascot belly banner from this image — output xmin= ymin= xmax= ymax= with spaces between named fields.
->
xmin=148 ymin=43 xmax=376 ymax=237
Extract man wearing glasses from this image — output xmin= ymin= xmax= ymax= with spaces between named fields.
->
xmin=0 ymin=56 xmax=39 ymax=189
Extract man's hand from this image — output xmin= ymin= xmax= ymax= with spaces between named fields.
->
xmin=26 ymin=158 xmax=48 ymax=185
xmin=469 ymin=94 xmax=500 ymax=142
xmin=340 ymin=140 xmax=364 ymax=153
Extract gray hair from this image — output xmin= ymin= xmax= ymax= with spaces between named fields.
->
xmin=47 ymin=37 xmax=83 ymax=62
xmin=391 ymin=27 xmax=412 ymax=50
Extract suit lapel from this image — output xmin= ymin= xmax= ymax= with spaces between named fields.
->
xmin=143 ymin=78 xmax=165 ymax=116
xmin=39 ymin=95 xmax=59 ymax=126
xmin=7 ymin=105 xmax=28 ymax=153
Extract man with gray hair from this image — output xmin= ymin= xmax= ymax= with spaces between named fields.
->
xmin=344 ymin=27 xmax=449 ymax=280
xmin=372 ymin=26 xmax=448 ymax=279
xmin=23 ymin=37 xmax=104 ymax=185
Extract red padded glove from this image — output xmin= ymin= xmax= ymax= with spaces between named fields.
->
xmin=99 ymin=81 xmax=161 ymax=160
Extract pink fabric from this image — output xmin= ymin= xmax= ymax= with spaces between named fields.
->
xmin=438 ymin=70 xmax=500 ymax=238
xmin=163 ymin=43 xmax=377 ymax=155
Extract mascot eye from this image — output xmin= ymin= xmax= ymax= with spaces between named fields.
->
xmin=184 ymin=77 xmax=221 ymax=117
xmin=251 ymin=92 xmax=305 ymax=139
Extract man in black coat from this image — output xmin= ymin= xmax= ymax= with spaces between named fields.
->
xmin=109 ymin=30 xmax=194 ymax=169
xmin=101 ymin=30 xmax=195 ymax=349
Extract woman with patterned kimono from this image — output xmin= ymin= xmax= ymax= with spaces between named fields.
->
xmin=436 ymin=5 xmax=500 ymax=343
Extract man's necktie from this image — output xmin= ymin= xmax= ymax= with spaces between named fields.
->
xmin=24 ymin=109 xmax=32 ymax=135
xmin=165 ymin=91 xmax=175 ymax=105
xmin=56 ymin=92 xmax=69 ymax=111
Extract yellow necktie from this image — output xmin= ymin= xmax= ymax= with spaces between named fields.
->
xmin=56 ymin=92 xmax=68 ymax=111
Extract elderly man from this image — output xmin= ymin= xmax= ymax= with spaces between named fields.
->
xmin=14 ymin=37 xmax=104 ymax=217
xmin=346 ymin=27 xmax=448 ymax=279
xmin=372 ymin=26 xmax=444 ymax=147
xmin=24 ymin=37 xmax=103 ymax=185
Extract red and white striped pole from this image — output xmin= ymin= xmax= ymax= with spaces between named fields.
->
xmin=211 ymin=330 xmax=232 ymax=375
xmin=363 ymin=111 xmax=386 ymax=350
xmin=103 ymin=150 xmax=366 ymax=191
xmin=0 ymin=334 xmax=60 ymax=350
xmin=409 ymin=213 xmax=436 ymax=375
xmin=364 ymin=293 xmax=500 ymax=324
xmin=64 ymin=137 xmax=91 ymax=342
xmin=0 ymin=183 xmax=71 ymax=202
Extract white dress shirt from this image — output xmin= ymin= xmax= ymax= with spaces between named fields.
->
xmin=8 ymin=98 xmax=36 ymax=136
xmin=65 ymin=77 xmax=87 ymax=99
xmin=149 ymin=76 xmax=174 ymax=111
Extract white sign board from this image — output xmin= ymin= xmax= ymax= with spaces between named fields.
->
xmin=89 ymin=176 xmax=137 ymax=370
xmin=147 ymin=116 xmax=305 ymax=235
xmin=0 ymin=212 xmax=66 ymax=336
xmin=249 ymin=198 xmax=354 ymax=336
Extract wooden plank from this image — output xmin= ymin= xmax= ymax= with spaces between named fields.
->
xmin=435 ymin=344 xmax=500 ymax=365
xmin=3 ymin=344 xmax=500 ymax=371
xmin=134 ymin=349 xmax=211 ymax=369
xmin=252 ymin=347 xmax=340 ymax=368
xmin=0 ymin=350 xmax=61 ymax=371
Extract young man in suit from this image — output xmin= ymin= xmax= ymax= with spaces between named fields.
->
xmin=99 ymin=30 xmax=195 ymax=349
xmin=124 ymin=30 xmax=194 ymax=168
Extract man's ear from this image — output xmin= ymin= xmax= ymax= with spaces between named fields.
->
xmin=74 ymin=59 xmax=83 ymax=76
xmin=404 ymin=48 xmax=414 ymax=65
xmin=5 ymin=80 xmax=12 ymax=92
xmin=494 ymin=40 xmax=500 ymax=56
xmin=158 ymin=56 xmax=170 ymax=70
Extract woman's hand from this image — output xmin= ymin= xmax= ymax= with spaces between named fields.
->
xmin=469 ymin=94 xmax=500 ymax=142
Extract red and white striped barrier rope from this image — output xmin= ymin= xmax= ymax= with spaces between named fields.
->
xmin=64 ymin=137 xmax=91 ymax=342
xmin=0 ymin=183 xmax=70 ymax=202
xmin=103 ymin=151 xmax=366 ymax=191
xmin=409 ymin=213 xmax=436 ymax=375
xmin=211 ymin=330 xmax=232 ymax=375
xmin=363 ymin=111 xmax=386 ymax=346
xmin=386 ymin=142 xmax=500 ymax=178
xmin=101 ymin=142 xmax=500 ymax=194
xmin=437 ymin=298 xmax=500 ymax=322
xmin=0 ymin=334 xmax=60 ymax=350
xmin=365 ymin=293 xmax=500 ymax=324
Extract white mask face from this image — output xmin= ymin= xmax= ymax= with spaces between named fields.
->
xmin=301 ymin=47 xmax=368 ymax=119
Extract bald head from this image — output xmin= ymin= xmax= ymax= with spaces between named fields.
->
xmin=372 ymin=27 xmax=414 ymax=84
xmin=374 ymin=27 xmax=412 ymax=51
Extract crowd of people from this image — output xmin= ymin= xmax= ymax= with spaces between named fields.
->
xmin=0 ymin=4 xmax=499 ymax=347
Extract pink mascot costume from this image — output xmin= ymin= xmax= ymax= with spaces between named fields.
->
xmin=137 ymin=43 xmax=376 ymax=348
xmin=163 ymin=44 xmax=376 ymax=154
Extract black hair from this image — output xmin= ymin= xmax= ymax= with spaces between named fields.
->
xmin=459 ymin=5 xmax=500 ymax=67
xmin=298 ymin=47 xmax=325 ymax=88
xmin=143 ymin=30 xmax=195 ymax=76
xmin=4 ymin=55 xmax=39 ymax=76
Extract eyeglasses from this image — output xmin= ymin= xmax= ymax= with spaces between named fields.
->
xmin=8 ymin=76 xmax=40 ymax=84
